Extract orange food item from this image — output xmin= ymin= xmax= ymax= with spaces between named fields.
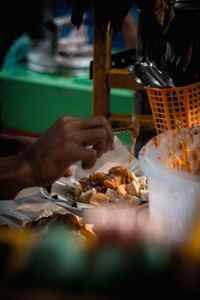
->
xmin=76 ymin=166 xmax=148 ymax=206
xmin=128 ymin=115 xmax=140 ymax=169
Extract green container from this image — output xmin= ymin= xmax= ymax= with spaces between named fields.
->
xmin=0 ymin=64 xmax=135 ymax=144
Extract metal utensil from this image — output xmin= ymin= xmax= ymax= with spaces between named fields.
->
xmin=40 ymin=188 xmax=78 ymax=211
xmin=129 ymin=58 xmax=175 ymax=88
xmin=40 ymin=188 xmax=93 ymax=217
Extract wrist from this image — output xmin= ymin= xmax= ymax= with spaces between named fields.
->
xmin=0 ymin=151 xmax=39 ymax=199
xmin=17 ymin=150 xmax=39 ymax=188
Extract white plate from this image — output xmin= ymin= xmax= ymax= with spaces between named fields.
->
xmin=40 ymin=186 xmax=148 ymax=220
xmin=47 ymin=160 xmax=144 ymax=217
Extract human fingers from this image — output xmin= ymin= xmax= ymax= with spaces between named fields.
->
xmin=51 ymin=115 xmax=79 ymax=134
xmin=54 ymin=116 xmax=114 ymax=153
xmin=55 ymin=115 xmax=78 ymax=125
xmin=62 ymin=167 xmax=74 ymax=177
xmin=77 ymin=147 xmax=98 ymax=169
xmin=78 ymin=116 xmax=114 ymax=151
xmin=93 ymin=139 xmax=107 ymax=158
xmin=77 ymin=128 xmax=107 ymax=157
xmin=62 ymin=165 xmax=77 ymax=177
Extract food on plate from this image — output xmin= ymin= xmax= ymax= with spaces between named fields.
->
xmin=24 ymin=211 xmax=96 ymax=240
xmin=74 ymin=166 xmax=148 ymax=206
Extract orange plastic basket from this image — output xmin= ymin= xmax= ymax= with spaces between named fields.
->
xmin=146 ymin=82 xmax=200 ymax=134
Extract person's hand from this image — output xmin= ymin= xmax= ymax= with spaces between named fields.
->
xmin=27 ymin=116 xmax=114 ymax=187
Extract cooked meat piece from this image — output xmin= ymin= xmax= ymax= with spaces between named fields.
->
xmin=79 ymin=224 xmax=96 ymax=240
xmin=123 ymin=193 xmax=132 ymax=203
xmin=79 ymin=177 xmax=91 ymax=190
xmin=109 ymin=165 xmax=133 ymax=184
xmin=116 ymin=184 xmax=127 ymax=197
xmin=88 ymin=172 xmax=106 ymax=190
xmin=103 ymin=174 xmax=122 ymax=189
xmin=76 ymin=165 xmax=148 ymax=205
xmin=109 ymin=165 xmax=126 ymax=176
xmin=58 ymin=213 xmax=82 ymax=229
xmin=24 ymin=212 xmax=96 ymax=240
xmin=25 ymin=212 xmax=81 ymax=232
xmin=95 ymin=185 xmax=105 ymax=193
xmin=79 ymin=172 xmax=106 ymax=192
xmin=74 ymin=183 xmax=83 ymax=197
xmin=89 ymin=193 xmax=109 ymax=206
xmin=89 ymin=172 xmax=105 ymax=182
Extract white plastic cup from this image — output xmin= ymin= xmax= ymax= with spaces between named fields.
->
xmin=139 ymin=126 xmax=200 ymax=245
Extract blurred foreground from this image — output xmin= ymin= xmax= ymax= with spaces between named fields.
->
xmin=1 ymin=204 xmax=200 ymax=300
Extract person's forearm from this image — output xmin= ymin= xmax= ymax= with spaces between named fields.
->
xmin=0 ymin=134 xmax=36 ymax=156
xmin=0 ymin=152 xmax=37 ymax=199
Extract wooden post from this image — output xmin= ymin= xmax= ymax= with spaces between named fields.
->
xmin=92 ymin=12 xmax=111 ymax=116
xmin=91 ymin=11 xmax=152 ymax=129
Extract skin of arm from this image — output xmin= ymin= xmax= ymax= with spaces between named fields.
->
xmin=0 ymin=150 xmax=37 ymax=199
xmin=0 ymin=135 xmax=37 ymax=199
xmin=0 ymin=135 xmax=36 ymax=156
xmin=0 ymin=116 xmax=114 ymax=199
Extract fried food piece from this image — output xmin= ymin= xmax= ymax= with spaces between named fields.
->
xmin=76 ymin=165 xmax=148 ymax=205
xmin=109 ymin=166 xmax=133 ymax=184
xmin=79 ymin=224 xmax=96 ymax=240
xmin=25 ymin=212 xmax=96 ymax=240
xmin=79 ymin=177 xmax=91 ymax=191
xmin=103 ymin=174 xmax=122 ymax=189
xmin=89 ymin=172 xmax=105 ymax=182
xmin=74 ymin=183 xmax=83 ymax=197
xmin=25 ymin=212 xmax=81 ymax=232
xmin=80 ymin=172 xmax=106 ymax=192
xmin=115 ymin=184 xmax=127 ymax=197
xmin=89 ymin=193 xmax=109 ymax=206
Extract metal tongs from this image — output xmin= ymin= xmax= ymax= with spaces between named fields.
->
xmin=129 ymin=58 xmax=175 ymax=88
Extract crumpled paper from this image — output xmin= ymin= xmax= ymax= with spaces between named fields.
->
xmin=0 ymin=192 xmax=65 ymax=228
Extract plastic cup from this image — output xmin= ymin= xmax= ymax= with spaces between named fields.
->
xmin=139 ymin=126 xmax=200 ymax=245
